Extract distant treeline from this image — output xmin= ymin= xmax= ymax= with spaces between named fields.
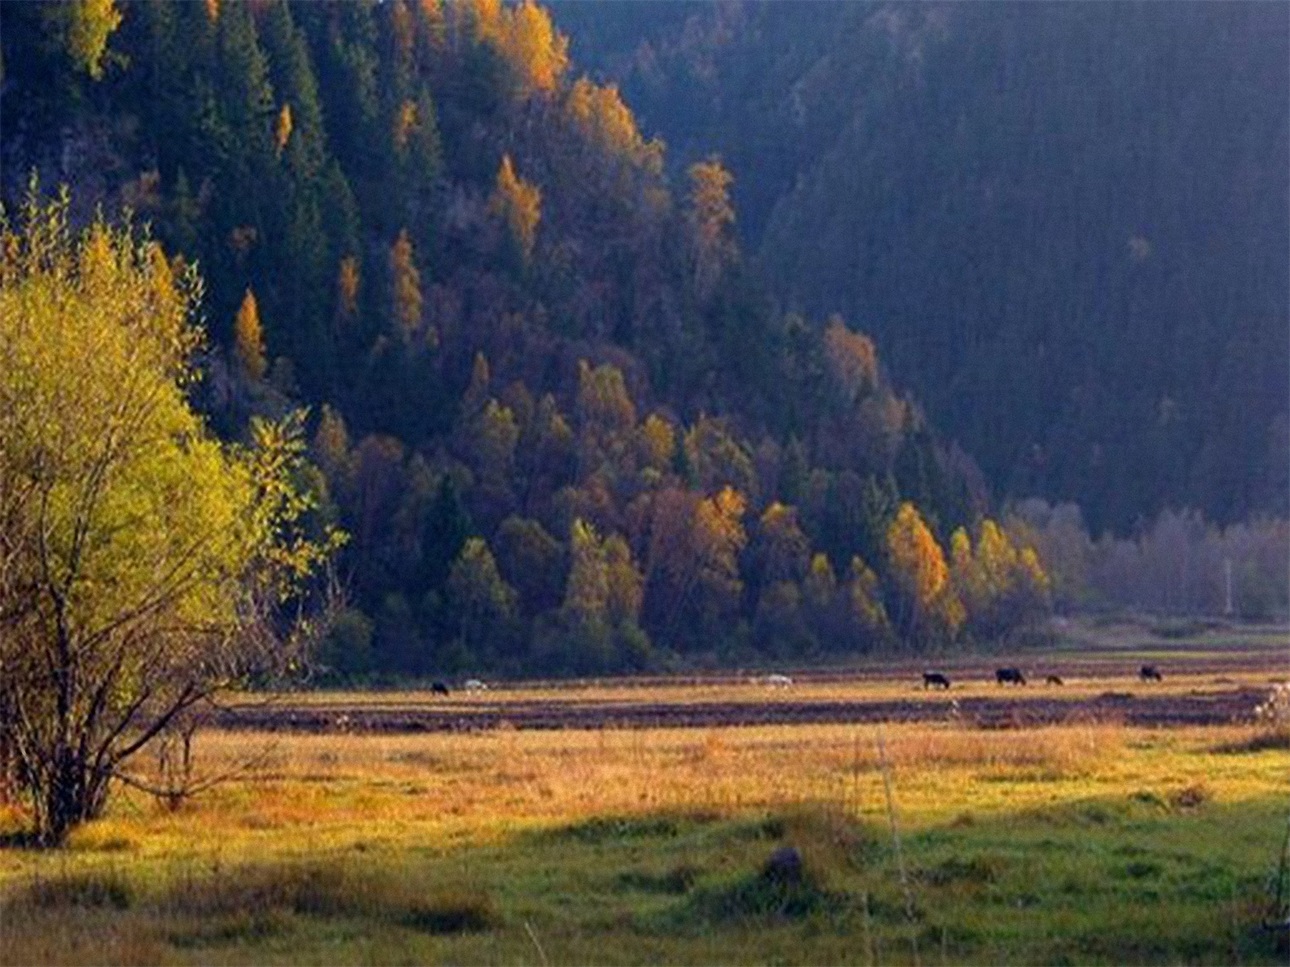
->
xmin=1011 ymin=502 xmax=1288 ymax=621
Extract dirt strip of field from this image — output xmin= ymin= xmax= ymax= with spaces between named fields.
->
xmin=213 ymin=686 xmax=1270 ymax=734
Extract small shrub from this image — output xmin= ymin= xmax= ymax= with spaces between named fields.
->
xmin=682 ymin=862 xmax=847 ymax=923
xmin=1170 ymin=783 xmax=1210 ymax=809
xmin=1220 ymin=685 xmax=1290 ymax=752
xmin=402 ymin=889 xmax=499 ymax=934
xmin=1130 ymin=790 xmax=1169 ymax=810
xmin=1255 ymin=684 xmax=1290 ymax=737
xmin=1124 ymin=860 xmax=1163 ymax=880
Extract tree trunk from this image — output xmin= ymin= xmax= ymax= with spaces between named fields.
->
xmin=32 ymin=742 xmax=109 ymax=846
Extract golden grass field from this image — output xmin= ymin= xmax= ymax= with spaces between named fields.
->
xmin=2 ymin=631 xmax=1288 ymax=965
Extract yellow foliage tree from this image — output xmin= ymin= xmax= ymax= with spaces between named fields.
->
xmin=392 ymin=99 xmax=418 ymax=155
xmin=604 ymin=532 xmax=644 ymax=627
xmin=574 ymin=360 xmax=636 ymax=478
xmin=637 ymin=413 xmax=676 ymax=475
xmin=389 ymin=229 xmax=422 ymax=336
xmin=823 ymin=315 xmax=879 ymax=401
xmin=489 ymin=155 xmax=541 ymax=264
xmin=311 ymin=404 xmax=353 ymax=489
xmin=886 ymin=502 xmax=963 ymax=643
xmin=566 ymin=76 xmax=664 ymax=174
xmin=233 ymin=287 xmax=267 ymax=381
xmin=450 ymin=0 xmax=503 ymax=47
xmin=564 ymin=519 xmax=610 ymax=625
xmin=66 ymin=0 xmax=123 ymax=80
xmin=0 ymin=191 xmax=339 ymax=844
xmin=274 ymin=103 xmax=293 ymax=156
xmin=576 ymin=359 xmax=636 ymax=434
xmin=688 ymin=156 xmax=735 ymax=291
xmin=847 ymin=556 xmax=892 ymax=644
xmin=497 ymin=0 xmax=568 ymax=96
xmin=754 ymin=503 xmax=812 ymax=585
xmin=693 ymin=486 xmax=748 ymax=600
xmin=951 ymin=518 xmax=1052 ymax=638
xmin=684 ymin=415 xmax=757 ymax=497
xmin=336 ymin=256 xmax=360 ymax=323
xmin=802 ymin=552 xmax=838 ymax=611
xmin=472 ymin=399 xmax=520 ymax=486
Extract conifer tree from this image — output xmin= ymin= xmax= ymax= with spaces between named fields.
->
xmin=336 ymin=256 xmax=360 ymax=323
xmin=389 ymin=228 xmax=423 ymax=337
xmin=233 ymin=287 xmax=268 ymax=381
xmin=489 ymin=155 xmax=541 ymax=264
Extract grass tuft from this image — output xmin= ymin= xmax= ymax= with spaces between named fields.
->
xmin=616 ymin=864 xmax=700 ymax=895
xmin=161 ymin=859 xmax=499 ymax=934
xmin=65 ymin=820 xmax=141 ymax=853
xmin=549 ymin=812 xmax=716 ymax=843
xmin=402 ymin=888 xmax=499 ymax=934
xmin=20 ymin=868 xmax=135 ymax=910
xmin=922 ymin=853 xmax=1008 ymax=887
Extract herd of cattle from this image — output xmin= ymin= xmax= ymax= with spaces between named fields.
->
xmin=428 ymin=666 xmax=1167 ymax=696
xmin=921 ymin=665 xmax=1164 ymax=689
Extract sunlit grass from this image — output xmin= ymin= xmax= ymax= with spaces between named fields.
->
xmin=2 ymin=666 xmax=1288 ymax=964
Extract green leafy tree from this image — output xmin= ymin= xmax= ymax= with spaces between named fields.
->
xmin=446 ymin=537 xmax=517 ymax=663
xmin=0 ymin=192 xmax=340 ymax=844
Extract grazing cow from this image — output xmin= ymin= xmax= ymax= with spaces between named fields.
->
xmin=765 ymin=674 xmax=794 ymax=687
xmin=1045 ymin=674 xmax=1064 ymax=686
xmin=922 ymin=671 xmax=952 ymax=689
xmin=431 ymin=680 xmax=451 ymax=696
xmin=462 ymin=678 xmax=488 ymax=691
xmin=996 ymin=667 xmax=1027 ymax=686
xmin=1139 ymin=665 xmax=1163 ymax=682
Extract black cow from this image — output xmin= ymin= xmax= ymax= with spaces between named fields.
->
xmin=996 ymin=667 xmax=1027 ymax=686
xmin=1139 ymin=665 xmax=1163 ymax=682
xmin=431 ymin=680 xmax=451 ymax=696
xmin=923 ymin=671 xmax=952 ymax=689
xmin=1045 ymin=674 xmax=1064 ymax=686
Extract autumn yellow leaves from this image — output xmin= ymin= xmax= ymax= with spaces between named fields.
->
xmin=0 ymin=190 xmax=338 ymax=843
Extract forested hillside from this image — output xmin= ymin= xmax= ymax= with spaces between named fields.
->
xmin=2 ymin=0 xmax=1060 ymax=679
xmin=554 ymin=0 xmax=1290 ymax=534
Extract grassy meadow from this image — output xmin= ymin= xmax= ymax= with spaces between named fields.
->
xmin=2 ymin=635 xmax=1289 ymax=965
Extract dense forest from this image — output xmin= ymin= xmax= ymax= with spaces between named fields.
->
xmin=2 ymin=1 xmax=1283 ymax=685
xmin=553 ymin=0 xmax=1290 ymax=534
xmin=1 ymin=0 xmax=1065 ymax=681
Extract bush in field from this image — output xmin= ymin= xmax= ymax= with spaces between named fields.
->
xmin=0 ymin=189 xmax=340 ymax=845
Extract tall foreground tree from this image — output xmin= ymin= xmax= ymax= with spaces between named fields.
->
xmin=0 ymin=192 xmax=340 ymax=844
